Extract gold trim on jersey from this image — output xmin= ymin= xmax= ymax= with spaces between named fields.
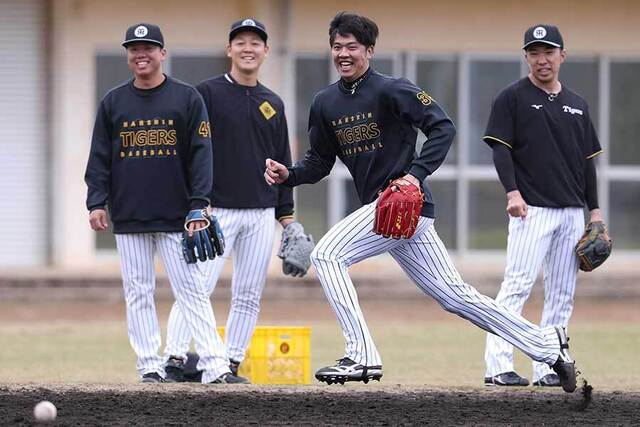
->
xmin=483 ymin=135 xmax=513 ymax=149
xmin=278 ymin=215 xmax=295 ymax=222
xmin=586 ymin=150 xmax=603 ymax=159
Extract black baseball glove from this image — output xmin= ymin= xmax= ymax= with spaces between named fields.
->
xmin=278 ymin=222 xmax=314 ymax=277
xmin=182 ymin=209 xmax=225 ymax=264
xmin=575 ymin=221 xmax=612 ymax=272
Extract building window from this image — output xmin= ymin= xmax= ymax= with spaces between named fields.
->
xmin=468 ymin=59 xmax=520 ymax=165
xmin=430 ymin=180 xmax=457 ymax=249
xmin=415 ymin=58 xmax=458 ymax=164
xmin=561 ymin=58 xmax=600 ymax=129
xmin=609 ymin=61 xmax=640 ymax=165
xmin=294 ymin=56 xmax=331 ymax=237
xmin=468 ymin=181 xmax=508 ymax=249
xmin=609 ymin=181 xmax=640 ymax=249
xmin=370 ymin=55 xmax=400 ymax=77
xmin=289 ymin=52 xmax=639 ymax=255
xmin=170 ymin=55 xmax=229 ymax=86
xmin=94 ymin=53 xmax=130 ymax=250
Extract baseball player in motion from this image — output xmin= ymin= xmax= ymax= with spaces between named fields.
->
xmin=85 ymin=23 xmax=246 ymax=384
xmin=483 ymin=25 xmax=603 ymax=387
xmin=265 ymin=12 xmax=578 ymax=393
xmin=162 ymin=19 xmax=313 ymax=381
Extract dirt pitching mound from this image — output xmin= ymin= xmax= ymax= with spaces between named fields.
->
xmin=1 ymin=384 xmax=638 ymax=426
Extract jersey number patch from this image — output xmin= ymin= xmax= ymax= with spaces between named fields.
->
xmin=259 ymin=101 xmax=277 ymax=120
xmin=198 ymin=121 xmax=211 ymax=137
xmin=416 ymin=91 xmax=434 ymax=106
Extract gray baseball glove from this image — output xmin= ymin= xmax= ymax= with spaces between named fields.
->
xmin=278 ymin=222 xmax=314 ymax=277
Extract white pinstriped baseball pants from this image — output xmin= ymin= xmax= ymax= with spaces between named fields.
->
xmin=165 ymin=208 xmax=275 ymax=363
xmin=311 ymin=201 xmax=561 ymax=368
xmin=115 ymin=232 xmax=230 ymax=383
xmin=485 ymin=206 xmax=583 ymax=381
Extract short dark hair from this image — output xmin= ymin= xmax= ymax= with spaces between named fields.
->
xmin=329 ymin=12 xmax=379 ymax=47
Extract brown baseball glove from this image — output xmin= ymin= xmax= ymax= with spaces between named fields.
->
xmin=575 ymin=221 xmax=612 ymax=272
xmin=373 ymin=178 xmax=424 ymax=239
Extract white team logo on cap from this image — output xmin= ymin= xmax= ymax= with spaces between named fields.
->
xmin=533 ymin=26 xmax=547 ymax=39
xmin=242 ymin=19 xmax=256 ymax=26
xmin=134 ymin=26 xmax=148 ymax=37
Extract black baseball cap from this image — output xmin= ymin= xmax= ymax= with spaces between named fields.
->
xmin=523 ymin=24 xmax=563 ymax=50
xmin=123 ymin=23 xmax=164 ymax=48
xmin=229 ymin=18 xmax=268 ymax=43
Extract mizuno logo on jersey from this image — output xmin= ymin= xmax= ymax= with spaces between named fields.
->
xmin=531 ymin=104 xmax=542 ymax=110
xmin=562 ymin=105 xmax=583 ymax=115
xmin=259 ymin=101 xmax=276 ymax=120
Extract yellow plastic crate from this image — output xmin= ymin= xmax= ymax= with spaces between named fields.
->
xmin=217 ymin=326 xmax=311 ymax=384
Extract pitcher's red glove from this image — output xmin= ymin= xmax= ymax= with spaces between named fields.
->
xmin=373 ymin=178 xmax=424 ymax=239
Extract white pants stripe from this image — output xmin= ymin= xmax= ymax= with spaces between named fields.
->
xmin=165 ymin=208 xmax=275 ymax=363
xmin=485 ymin=206 xmax=583 ymax=381
xmin=116 ymin=232 xmax=230 ymax=383
xmin=311 ymin=202 xmax=561 ymax=368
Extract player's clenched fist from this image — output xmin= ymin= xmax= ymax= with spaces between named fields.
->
xmin=89 ymin=208 xmax=109 ymax=231
xmin=506 ymin=190 xmax=528 ymax=218
xmin=264 ymin=158 xmax=289 ymax=185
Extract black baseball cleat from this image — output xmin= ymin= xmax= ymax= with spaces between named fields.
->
xmin=532 ymin=373 xmax=561 ymax=387
xmin=315 ymin=357 xmax=383 ymax=385
xmin=209 ymin=372 xmax=250 ymax=384
xmin=229 ymin=359 xmax=241 ymax=377
xmin=484 ymin=371 xmax=530 ymax=386
xmin=183 ymin=352 xmax=203 ymax=382
xmin=140 ymin=372 xmax=164 ymax=383
xmin=164 ymin=355 xmax=185 ymax=383
xmin=551 ymin=326 xmax=577 ymax=393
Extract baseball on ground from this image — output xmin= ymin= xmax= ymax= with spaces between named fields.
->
xmin=33 ymin=400 xmax=57 ymax=422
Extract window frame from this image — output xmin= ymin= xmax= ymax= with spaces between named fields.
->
xmin=93 ymin=49 xmax=640 ymax=254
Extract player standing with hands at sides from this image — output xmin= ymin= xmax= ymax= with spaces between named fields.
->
xmin=85 ymin=23 xmax=247 ymax=384
xmin=483 ymin=25 xmax=605 ymax=387
xmin=162 ymin=19 xmax=313 ymax=382
xmin=265 ymin=12 xmax=578 ymax=393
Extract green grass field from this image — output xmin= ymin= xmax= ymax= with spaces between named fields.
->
xmin=1 ymin=299 xmax=638 ymax=390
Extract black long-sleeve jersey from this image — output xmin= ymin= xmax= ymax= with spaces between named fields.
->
xmin=196 ymin=74 xmax=294 ymax=221
xmin=285 ymin=68 xmax=456 ymax=218
xmin=85 ymin=76 xmax=213 ymax=233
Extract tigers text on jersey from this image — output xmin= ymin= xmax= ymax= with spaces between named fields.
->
xmin=85 ymin=76 xmax=212 ymax=233
xmin=196 ymin=74 xmax=294 ymax=220
xmin=483 ymin=77 xmax=602 ymax=208
xmin=285 ymin=68 xmax=456 ymax=218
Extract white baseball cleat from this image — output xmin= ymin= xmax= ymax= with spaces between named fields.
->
xmin=315 ymin=357 xmax=383 ymax=385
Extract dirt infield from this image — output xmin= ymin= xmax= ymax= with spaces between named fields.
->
xmin=2 ymin=383 xmax=638 ymax=426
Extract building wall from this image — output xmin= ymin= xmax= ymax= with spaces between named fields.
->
xmin=44 ymin=0 xmax=640 ymax=267
xmin=291 ymin=0 xmax=640 ymax=53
